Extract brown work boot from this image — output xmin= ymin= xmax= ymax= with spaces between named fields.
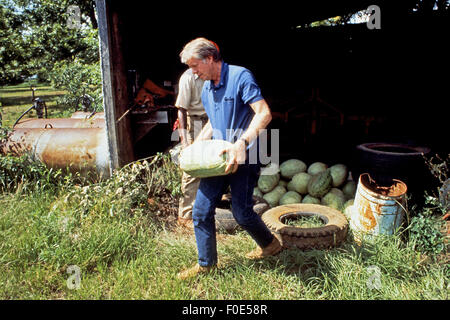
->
xmin=177 ymin=264 xmax=216 ymax=280
xmin=245 ymin=236 xmax=282 ymax=260
xmin=177 ymin=217 xmax=194 ymax=229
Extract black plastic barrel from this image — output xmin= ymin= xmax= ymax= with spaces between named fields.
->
xmin=351 ymin=142 xmax=432 ymax=204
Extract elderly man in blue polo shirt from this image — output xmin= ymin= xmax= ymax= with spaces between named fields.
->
xmin=177 ymin=38 xmax=282 ymax=280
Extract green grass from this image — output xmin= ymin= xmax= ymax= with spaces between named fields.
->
xmin=284 ymin=214 xmax=326 ymax=228
xmin=0 ymin=84 xmax=448 ymax=300
xmin=0 ymin=82 xmax=69 ymax=128
xmin=0 ymin=169 xmax=448 ymax=300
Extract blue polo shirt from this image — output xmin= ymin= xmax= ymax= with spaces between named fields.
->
xmin=201 ymin=62 xmax=264 ymax=150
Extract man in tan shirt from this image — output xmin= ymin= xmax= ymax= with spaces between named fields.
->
xmin=176 ymin=67 xmax=208 ymax=226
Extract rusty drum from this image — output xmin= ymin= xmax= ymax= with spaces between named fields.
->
xmin=14 ymin=117 xmax=105 ymax=129
xmin=1 ymin=127 xmax=110 ymax=178
xmin=349 ymin=173 xmax=407 ymax=242
xmin=71 ymin=111 xmax=105 ymax=119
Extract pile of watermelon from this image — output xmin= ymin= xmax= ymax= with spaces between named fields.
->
xmin=255 ymin=159 xmax=357 ymax=214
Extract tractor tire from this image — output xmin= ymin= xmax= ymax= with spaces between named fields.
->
xmin=262 ymin=204 xmax=348 ymax=250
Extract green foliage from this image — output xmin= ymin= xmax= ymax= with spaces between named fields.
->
xmin=52 ymin=153 xmax=182 ymax=221
xmin=124 ymin=153 xmax=182 ymax=199
xmin=284 ymin=214 xmax=325 ymax=228
xmin=48 ymin=58 xmax=102 ymax=112
xmin=0 ymin=0 xmax=99 ymax=85
xmin=0 ymin=153 xmax=66 ymax=192
xmin=408 ymin=195 xmax=447 ymax=255
xmin=0 ymin=125 xmax=9 ymax=141
xmin=0 ymin=1 xmax=32 ymax=85
xmin=425 ymin=153 xmax=449 ymax=184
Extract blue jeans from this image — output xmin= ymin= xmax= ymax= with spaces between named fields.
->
xmin=192 ymin=164 xmax=274 ymax=267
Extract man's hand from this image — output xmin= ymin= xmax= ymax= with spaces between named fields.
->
xmin=220 ymin=139 xmax=247 ymax=174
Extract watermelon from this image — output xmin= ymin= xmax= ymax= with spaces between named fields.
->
xmin=307 ymin=162 xmax=328 ymax=175
xmin=279 ymin=191 xmax=302 ymax=205
xmin=253 ymin=187 xmax=263 ymax=198
xmin=280 ymin=159 xmax=307 ymax=179
xmin=258 ymin=173 xmax=280 ymax=193
xmin=179 ymin=140 xmax=232 ymax=178
xmin=287 ymin=172 xmax=311 ymax=194
xmin=329 ymin=187 xmax=346 ymax=199
xmin=330 ymin=164 xmax=348 ymax=187
xmin=263 ymin=185 xmax=287 ymax=207
xmin=342 ymin=181 xmax=357 ymax=199
xmin=278 ymin=180 xmax=288 ymax=188
xmin=321 ymin=190 xmax=345 ymax=211
xmin=307 ymin=169 xmax=332 ymax=198
xmin=302 ymin=194 xmax=321 ymax=204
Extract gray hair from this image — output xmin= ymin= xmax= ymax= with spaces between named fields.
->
xmin=180 ymin=37 xmax=221 ymax=64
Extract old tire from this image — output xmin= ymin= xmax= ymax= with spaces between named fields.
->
xmin=262 ymin=204 xmax=348 ymax=250
xmin=215 ymin=208 xmax=240 ymax=233
xmin=215 ymin=196 xmax=270 ymax=233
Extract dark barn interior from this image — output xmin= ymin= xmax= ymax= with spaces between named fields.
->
xmin=98 ymin=0 xmax=449 ymax=197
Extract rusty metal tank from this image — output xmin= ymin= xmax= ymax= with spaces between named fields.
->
xmin=349 ymin=173 xmax=408 ymax=242
xmin=1 ymin=127 xmax=110 ymax=178
xmin=14 ymin=117 xmax=105 ymax=129
xmin=71 ymin=111 xmax=105 ymax=119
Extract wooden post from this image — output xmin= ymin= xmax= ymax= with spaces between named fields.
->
xmin=96 ymin=0 xmax=135 ymax=173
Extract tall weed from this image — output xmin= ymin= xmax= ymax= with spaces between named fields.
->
xmin=0 ymin=153 xmax=68 ymax=193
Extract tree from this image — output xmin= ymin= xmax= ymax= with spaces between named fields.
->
xmin=1 ymin=0 xmax=103 ymax=110
xmin=0 ymin=0 xmax=99 ymax=85
xmin=0 ymin=1 xmax=32 ymax=85
xmin=19 ymin=0 xmax=99 ymax=79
